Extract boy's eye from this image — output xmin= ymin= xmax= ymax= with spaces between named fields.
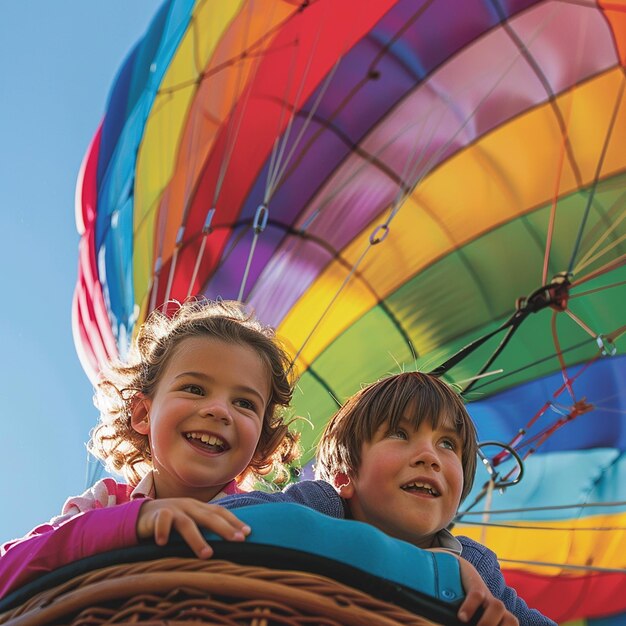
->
xmin=182 ymin=384 xmax=204 ymax=396
xmin=439 ymin=437 xmax=457 ymax=451
xmin=387 ymin=428 xmax=408 ymax=440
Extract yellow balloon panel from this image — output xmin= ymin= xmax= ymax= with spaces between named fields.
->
xmin=456 ymin=510 xmax=626 ymax=577
xmin=278 ymin=257 xmax=379 ymax=371
xmin=558 ymin=69 xmax=626 ymax=181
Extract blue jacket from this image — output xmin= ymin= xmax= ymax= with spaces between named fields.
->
xmin=219 ymin=479 xmax=556 ymax=626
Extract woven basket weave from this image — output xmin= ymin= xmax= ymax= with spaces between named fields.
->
xmin=0 ymin=557 xmax=441 ymax=626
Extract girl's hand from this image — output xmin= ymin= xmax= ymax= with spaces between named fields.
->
xmin=136 ymin=498 xmax=251 ymax=559
xmin=456 ymin=558 xmax=519 ymax=626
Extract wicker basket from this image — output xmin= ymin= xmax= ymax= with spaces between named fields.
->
xmin=0 ymin=557 xmax=442 ymax=626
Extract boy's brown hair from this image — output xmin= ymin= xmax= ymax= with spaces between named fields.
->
xmin=90 ymin=298 xmax=300 ymax=486
xmin=315 ymin=372 xmax=478 ymax=502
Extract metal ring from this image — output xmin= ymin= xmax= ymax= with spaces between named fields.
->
xmin=175 ymin=226 xmax=185 ymax=247
xmin=596 ymin=334 xmax=617 ymax=356
xmin=203 ymin=208 xmax=216 ymax=234
xmin=478 ymin=440 xmax=525 ymax=488
xmin=253 ymin=204 xmax=269 ymax=233
xmin=369 ymin=223 xmax=389 ymax=245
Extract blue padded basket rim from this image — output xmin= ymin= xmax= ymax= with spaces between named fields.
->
xmin=0 ymin=503 xmax=466 ymax=625
xmin=221 ymin=504 xmax=463 ymax=598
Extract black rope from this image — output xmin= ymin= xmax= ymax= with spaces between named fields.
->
xmin=429 ymin=273 xmax=572 ymax=398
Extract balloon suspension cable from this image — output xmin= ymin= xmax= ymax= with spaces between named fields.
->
xmin=480 ymin=478 xmax=494 ymax=546
xmin=459 ymin=500 xmax=626 ymax=517
xmin=265 ymin=26 xmax=336 ymax=202
xmin=539 ymin=6 xmax=590 ymax=283
xmin=429 ymin=271 xmax=573 ymax=394
xmin=452 ymin=369 xmax=503 ymax=387
xmin=499 ymin=559 xmax=626 ymax=575
xmin=481 ymin=361 xmax=595 ymax=480
xmin=571 ymin=253 xmax=626 ymax=289
xmin=549 ymin=298 xmax=615 ymax=409
xmin=606 ymin=324 xmax=626 ymax=348
xmin=163 ymin=227 xmax=185 ymax=304
xmin=187 ymin=209 xmax=215 ymax=297
xmin=498 ymin=557 xmax=626 ymax=572
xmin=288 ymin=217 xmax=392 ymax=373
xmin=211 ymin=6 xmax=271 ymax=208
xmin=456 ymin=519 xmax=626 ymax=532
xmin=574 ymin=222 xmax=626 ymax=276
xmin=564 ymin=307 xmax=601 ymax=340
xmin=567 ymin=76 xmax=625 ymax=276
xmin=542 ymin=92 xmax=571 ymax=285
xmin=148 ymin=256 xmax=163 ymax=315
xmin=551 ymin=309 xmax=576 ymax=401
xmin=514 ymin=398 xmax=595 ymax=460
xmin=467 ymin=334 xmax=610 ymax=396
xmin=264 ymin=32 xmax=305 ymax=201
xmin=571 ymin=278 xmax=626 ymax=301
xmin=238 ymin=204 xmax=269 ymax=302
xmin=552 ymin=307 xmax=619 ymax=402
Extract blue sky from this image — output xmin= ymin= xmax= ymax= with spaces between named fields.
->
xmin=0 ymin=1 xmax=162 ymax=542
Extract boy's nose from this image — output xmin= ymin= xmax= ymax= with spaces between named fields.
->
xmin=411 ymin=447 xmax=440 ymax=471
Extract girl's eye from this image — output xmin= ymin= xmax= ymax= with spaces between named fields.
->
xmin=234 ymin=398 xmax=257 ymax=412
xmin=182 ymin=384 xmax=204 ymax=396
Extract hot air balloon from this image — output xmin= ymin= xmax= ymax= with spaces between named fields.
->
xmin=73 ymin=1 xmax=626 ymax=623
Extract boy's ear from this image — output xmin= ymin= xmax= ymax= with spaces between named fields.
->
xmin=333 ymin=472 xmax=354 ymax=499
xmin=130 ymin=395 xmax=151 ymax=435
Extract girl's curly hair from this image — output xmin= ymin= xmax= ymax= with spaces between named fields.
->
xmin=89 ymin=298 xmax=300 ymax=487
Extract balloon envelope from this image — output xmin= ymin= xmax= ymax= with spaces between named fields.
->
xmin=74 ymin=1 xmax=626 ymax=622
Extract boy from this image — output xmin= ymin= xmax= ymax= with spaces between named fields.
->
xmin=217 ymin=372 xmax=556 ymax=626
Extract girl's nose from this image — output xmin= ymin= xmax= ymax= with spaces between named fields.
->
xmin=199 ymin=398 xmax=232 ymax=424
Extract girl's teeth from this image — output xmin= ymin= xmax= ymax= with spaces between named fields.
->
xmin=187 ymin=433 xmax=224 ymax=447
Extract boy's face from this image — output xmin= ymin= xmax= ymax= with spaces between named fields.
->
xmin=339 ymin=415 xmax=464 ymax=549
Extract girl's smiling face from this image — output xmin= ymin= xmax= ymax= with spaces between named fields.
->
xmin=132 ymin=335 xmax=270 ymax=501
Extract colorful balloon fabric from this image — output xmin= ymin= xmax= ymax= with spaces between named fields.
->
xmin=73 ymin=1 xmax=626 ymax=623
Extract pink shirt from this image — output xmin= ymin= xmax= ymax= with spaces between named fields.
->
xmin=0 ymin=474 xmax=242 ymax=599
xmin=52 ymin=472 xmax=241 ymax=524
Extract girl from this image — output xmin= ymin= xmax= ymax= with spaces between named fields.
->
xmin=1 ymin=298 xmax=300 ymax=595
